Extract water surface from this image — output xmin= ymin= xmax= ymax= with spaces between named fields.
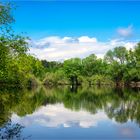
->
xmin=0 ymin=86 xmax=140 ymax=140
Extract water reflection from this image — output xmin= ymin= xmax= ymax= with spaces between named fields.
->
xmin=11 ymin=104 xmax=108 ymax=128
xmin=0 ymin=120 xmax=25 ymax=140
xmin=0 ymin=86 xmax=140 ymax=139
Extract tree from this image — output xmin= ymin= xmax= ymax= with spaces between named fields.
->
xmin=41 ymin=60 xmax=63 ymax=72
xmin=124 ymin=43 xmax=140 ymax=82
xmin=0 ymin=3 xmax=46 ymax=87
xmin=104 ymin=50 xmax=114 ymax=63
xmin=114 ymin=46 xmax=128 ymax=64
xmin=104 ymin=46 xmax=128 ymax=85
xmin=0 ymin=2 xmax=14 ymax=35
xmin=105 ymin=46 xmax=128 ymax=64
xmin=82 ymin=54 xmax=97 ymax=76
xmin=135 ymin=42 xmax=140 ymax=62
xmin=0 ymin=35 xmax=30 ymax=85
xmin=63 ymin=58 xmax=82 ymax=85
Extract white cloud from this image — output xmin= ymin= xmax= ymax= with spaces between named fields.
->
xmin=11 ymin=103 xmax=109 ymax=128
xmin=78 ymin=36 xmax=97 ymax=43
xmin=28 ymin=36 xmax=137 ymax=61
xmin=117 ymin=25 xmax=133 ymax=37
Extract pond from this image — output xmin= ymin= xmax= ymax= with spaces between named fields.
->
xmin=0 ymin=86 xmax=140 ymax=140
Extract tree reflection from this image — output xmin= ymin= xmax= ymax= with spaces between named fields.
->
xmin=105 ymin=88 xmax=140 ymax=125
xmin=0 ymin=85 xmax=140 ymax=130
xmin=43 ymin=86 xmax=140 ymax=125
xmin=0 ymin=86 xmax=47 ymax=127
xmin=0 ymin=120 xmax=25 ymax=140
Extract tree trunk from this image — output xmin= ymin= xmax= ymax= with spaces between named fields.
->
xmin=70 ymin=76 xmax=78 ymax=85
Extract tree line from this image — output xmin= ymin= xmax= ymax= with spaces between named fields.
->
xmin=42 ymin=44 xmax=140 ymax=87
xmin=0 ymin=3 xmax=140 ymax=87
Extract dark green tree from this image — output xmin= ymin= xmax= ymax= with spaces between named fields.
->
xmin=63 ymin=58 xmax=82 ymax=85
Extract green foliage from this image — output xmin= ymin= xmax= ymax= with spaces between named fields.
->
xmin=0 ymin=3 xmax=45 ymax=87
xmin=105 ymin=46 xmax=128 ymax=64
xmin=123 ymin=44 xmax=140 ymax=82
xmin=104 ymin=50 xmax=114 ymax=63
xmin=43 ymin=70 xmax=69 ymax=86
xmin=104 ymin=45 xmax=140 ymax=84
xmin=0 ymin=36 xmax=27 ymax=84
xmin=63 ymin=58 xmax=82 ymax=85
xmin=42 ymin=44 xmax=140 ymax=86
xmin=89 ymin=75 xmax=113 ymax=85
xmin=63 ymin=58 xmax=82 ymax=78
xmin=113 ymin=46 xmax=128 ymax=64
xmin=41 ymin=60 xmax=63 ymax=72
xmin=0 ymin=2 xmax=15 ymax=35
xmin=0 ymin=3 xmax=14 ymax=25
xmin=0 ymin=34 xmax=45 ymax=87
xmin=82 ymin=54 xmax=97 ymax=76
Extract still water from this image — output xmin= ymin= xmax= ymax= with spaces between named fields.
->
xmin=0 ymin=86 xmax=140 ymax=140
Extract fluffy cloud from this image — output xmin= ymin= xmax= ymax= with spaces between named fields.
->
xmin=78 ymin=36 xmax=97 ymax=43
xmin=11 ymin=103 xmax=109 ymax=128
xmin=117 ymin=25 xmax=133 ymax=37
xmin=29 ymin=36 xmax=137 ymax=61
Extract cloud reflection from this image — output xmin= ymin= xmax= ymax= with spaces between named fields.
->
xmin=11 ymin=103 xmax=108 ymax=128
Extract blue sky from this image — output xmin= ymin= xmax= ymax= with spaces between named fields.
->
xmin=2 ymin=0 xmax=140 ymax=60
xmin=10 ymin=1 xmax=140 ymax=40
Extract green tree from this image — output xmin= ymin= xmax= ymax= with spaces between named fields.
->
xmin=0 ymin=3 xmax=45 ymax=87
xmin=0 ymin=2 xmax=14 ymax=35
xmin=63 ymin=58 xmax=82 ymax=85
xmin=104 ymin=46 xmax=128 ymax=85
xmin=124 ymin=43 xmax=140 ymax=82
xmin=82 ymin=54 xmax=97 ymax=76
xmin=104 ymin=50 xmax=114 ymax=63
xmin=114 ymin=46 xmax=128 ymax=64
xmin=105 ymin=46 xmax=128 ymax=64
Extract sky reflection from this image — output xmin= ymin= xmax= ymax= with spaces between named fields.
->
xmin=11 ymin=103 xmax=109 ymax=128
xmin=9 ymin=102 xmax=140 ymax=139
